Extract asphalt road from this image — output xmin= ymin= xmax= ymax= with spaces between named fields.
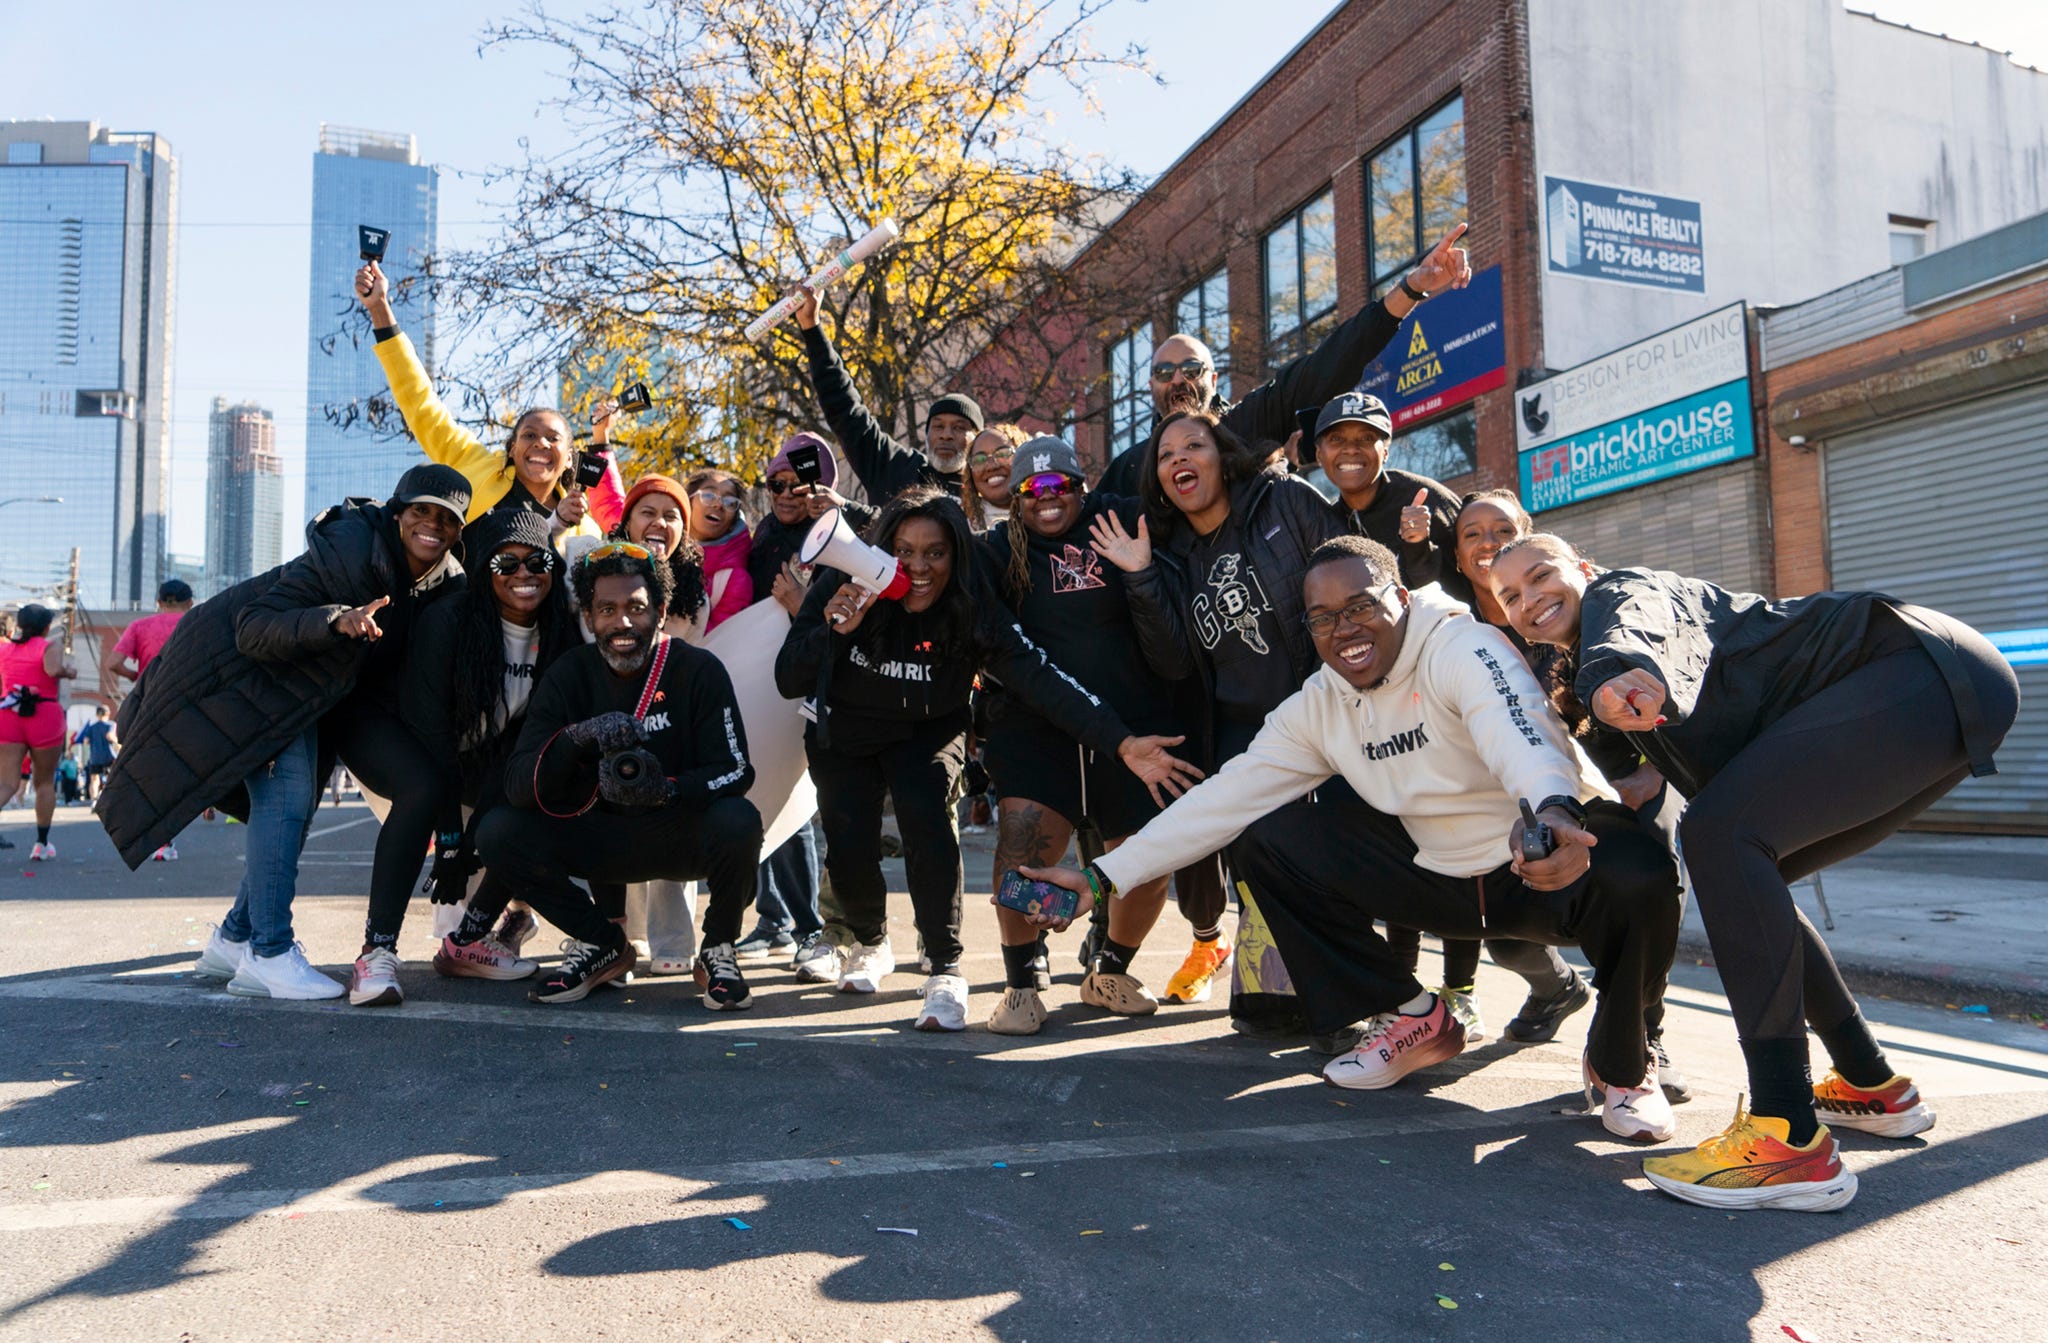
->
xmin=2 ymin=800 xmax=2044 ymax=1341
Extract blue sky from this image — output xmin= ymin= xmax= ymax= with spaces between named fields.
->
xmin=4 ymin=0 xmax=2045 ymax=558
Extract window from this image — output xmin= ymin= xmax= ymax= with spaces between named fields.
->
xmin=1366 ymin=96 xmax=1466 ymax=296
xmin=1264 ymin=190 xmax=1337 ymax=365
xmin=1106 ymin=323 xmax=1154 ymax=460
xmin=1889 ymin=214 xmax=1935 ymax=266
xmin=1175 ymin=268 xmax=1231 ymax=399
xmin=6 ymin=142 xmax=45 ymax=165
xmin=1392 ymin=406 xmax=1477 ymax=481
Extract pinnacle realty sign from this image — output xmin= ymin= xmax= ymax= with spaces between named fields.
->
xmin=1543 ymin=176 xmax=1705 ymax=293
xmin=1353 ymin=265 xmax=1507 ymax=429
xmin=1516 ymin=303 xmax=1752 ymax=512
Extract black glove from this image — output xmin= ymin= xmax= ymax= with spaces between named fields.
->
xmin=598 ymin=746 xmax=673 ymax=809
xmin=962 ymin=756 xmax=991 ymax=798
xmin=425 ymin=830 xmax=478 ymax=904
xmin=564 ymin=710 xmax=644 ymax=759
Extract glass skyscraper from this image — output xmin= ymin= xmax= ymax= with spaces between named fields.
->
xmin=0 ymin=120 xmax=176 ymax=612
xmin=303 ymin=125 xmax=437 ymax=520
xmin=204 ymin=398 xmax=283 ymax=596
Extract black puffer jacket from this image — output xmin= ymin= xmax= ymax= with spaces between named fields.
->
xmin=98 ymin=501 xmax=464 ymax=868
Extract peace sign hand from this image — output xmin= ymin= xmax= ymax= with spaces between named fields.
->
xmin=1398 ymin=488 xmax=1434 ymax=544
xmin=1406 ymin=222 xmax=1472 ymax=297
xmin=333 ymin=595 xmax=391 ymax=641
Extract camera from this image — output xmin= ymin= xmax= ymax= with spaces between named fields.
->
xmin=617 ymin=381 xmax=652 ymax=414
xmin=787 ymin=440 xmax=824 ymax=486
xmin=574 ymin=444 xmax=611 ymax=491
xmin=1517 ymin=798 xmax=1555 ymax=862
xmin=599 ymin=744 xmax=670 ymax=808
xmin=358 ymin=225 xmax=390 ymax=263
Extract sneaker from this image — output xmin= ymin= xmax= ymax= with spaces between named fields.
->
xmin=1309 ymin=1021 xmax=1370 ymax=1055
xmin=1442 ymin=986 xmax=1487 ymax=1045
xmin=194 ymin=926 xmax=248 ymax=979
xmin=1322 ymin=996 xmax=1465 ymax=1090
xmin=528 ymin=938 xmax=635 ymax=1004
xmin=558 ymin=936 xmax=632 ymax=989
xmin=1642 ymin=1099 xmax=1858 ymax=1212
xmin=645 ymin=954 xmax=695 ymax=976
xmin=151 ymin=844 xmax=178 ymax=862
xmin=1583 ymin=1053 xmax=1676 ymax=1142
xmin=349 ymin=947 xmax=405 ymax=1007
xmin=734 ymin=922 xmax=795 ymax=961
xmin=987 ymin=985 xmax=1047 ymax=1035
xmin=226 ymin=943 xmax=345 ymax=1000
xmin=1081 ymin=965 xmax=1159 ymax=1016
xmin=1164 ymin=936 xmax=1231 ymax=1004
xmin=29 ymin=842 xmax=54 ymax=862
xmin=494 ymin=908 xmax=539 ymax=956
xmin=1651 ymin=1036 xmax=1693 ymax=1105
xmin=433 ymin=935 xmax=537 ymax=981
xmin=836 ymin=939 xmax=895 ymax=994
xmin=1504 ymin=968 xmax=1591 ymax=1043
xmin=791 ymin=931 xmax=839 ymax=984
xmin=913 ymin=973 xmax=969 ymax=1031
xmin=694 ymin=942 xmax=753 ymax=1011
xmin=1812 ymin=1070 xmax=1936 ymax=1139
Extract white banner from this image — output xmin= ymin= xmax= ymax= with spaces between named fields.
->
xmin=1516 ymin=303 xmax=1747 ymax=453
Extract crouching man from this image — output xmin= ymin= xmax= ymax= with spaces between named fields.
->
xmin=1026 ymin=536 xmax=1684 ymax=1142
xmin=483 ymin=542 xmax=763 ymax=1007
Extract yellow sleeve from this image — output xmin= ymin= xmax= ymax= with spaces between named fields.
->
xmin=372 ymin=333 xmax=506 ymax=520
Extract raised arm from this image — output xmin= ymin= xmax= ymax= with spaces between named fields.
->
xmin=357 ymin=261 xmax=499 ymax=504
xmin=795 ymin=288 xmax=925 ymax=499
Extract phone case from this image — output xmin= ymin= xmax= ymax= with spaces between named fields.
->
xmin=995 ymin=870 xmax=1080 ymax=922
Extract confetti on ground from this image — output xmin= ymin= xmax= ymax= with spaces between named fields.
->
xmin=598 ymin=1084 xmax=608 ymax=1090
xmin=292 ymin=1100 xmax=308 ymax=1107
xmin=1780 ymin=1327 xmax=1818 ymax=1343
xmin=724 ymin=1218 xmax=752 ymax=1231
xmin=217 ymin=1042 xmax=241 ymax=1049
xmin=1963 ymin=1004 xmax=1991 ymax=1015
xmin=1080 ymin=1229 xmax=1103 ymax=1237
xmin=991 ymin=1162 xmax=1007 ymax=1169
xmin=1332 ymin=1100 xmax=1350 ymax=1108
xmin=1020 ymin=1172 xmax=1037 ymax=1178
xmin=725 ymin=1053 xmax=736 ymax=1058
xmin=433 ymin=1200 xmax=443 ymax=1207
xmin=1435 ymin=1295 xmax=1458 ymax=1310
xmin=734 ymin=1042 xmax=757 ymax=1048
xmin=1377 ymin=1159 xmax=1391 ymax=1165
xmin=31 ymin=1182 xmax=49 ymax=1190
xmin=877 ymin=1227 xmax=918 ymax=1236
xmin=1439 ymin=1263 xmax=1455 ymax=1271
xmin=828 ymin=1160 xmax=843 ymax=1166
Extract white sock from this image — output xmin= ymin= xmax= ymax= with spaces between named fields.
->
xmin=1398 ymin=989 xmax=1435 ymax=1016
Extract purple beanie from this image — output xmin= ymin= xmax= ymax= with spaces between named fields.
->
xmin=765 ymin=432 xmax=837 ymax=489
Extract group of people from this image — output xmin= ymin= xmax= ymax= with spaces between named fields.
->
xmin=63 ymin=223 xmax=2020 ymax=1216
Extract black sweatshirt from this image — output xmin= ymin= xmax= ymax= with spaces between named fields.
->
xmin=505 ymin=639 xmax=754 ymax=814
xmin=1096 ymin=298 xmax=1403 ymax=497
xmin=801 ymin=326 xmax=964 ymax=503
xmin=1326 ymin=466 xmax=1462 ymax=590
xmin=775 ymin=569 xmax=1132 ymax=757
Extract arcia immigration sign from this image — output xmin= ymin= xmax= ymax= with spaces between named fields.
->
xmin=1353 ymin=264 xmax=1507 ymax=428
xmin=1516 ymin=303 xmax=1753 ymax=512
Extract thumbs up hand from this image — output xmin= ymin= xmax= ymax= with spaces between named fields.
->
xmin=1398 ymin=488 xmax=1434 ymax=545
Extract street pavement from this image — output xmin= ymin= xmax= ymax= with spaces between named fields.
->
xmin=1 ymin=800 xmax=2044 ymax=1342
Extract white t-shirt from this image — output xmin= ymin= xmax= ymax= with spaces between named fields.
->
xmin=497 ymin=617 xmax=541 ymax=733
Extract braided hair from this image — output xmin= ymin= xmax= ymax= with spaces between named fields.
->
xmin=446 ymin=550 xmax=581 ymax=761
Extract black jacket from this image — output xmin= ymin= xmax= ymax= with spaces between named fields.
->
xmin=801 ymin=327 xmax=964 ymax=503
xmin=98 ymin=501 xmax=464 ymax=867
xmin=775 ymin=568 xmax=1132 ymax=757
xmin=746 ymin=500 xmax=878 ymax=601
xmin=1325 ymin=466 xmax=1462 ymax=590
xmin=1096 ymin=298 xmax=1403 ymax=498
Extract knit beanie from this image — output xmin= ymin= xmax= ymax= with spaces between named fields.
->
xmin=622 ymin=474 xmax=693 ymax=531
xmin=924 ymin=392 xmax=985 ymax=433
xmin=764 ymin=432 xmax=838 ymax=489
xmin=464 ymin=508 xmax=556 ymax=577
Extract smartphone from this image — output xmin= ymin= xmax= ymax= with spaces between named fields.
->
xmin=617 ymin=381 xmax=652 ymax=414
xmin=788 ymin=440 xmax=824 ymax=486
xmin=358 ymin=225 xmax=390 ymax=263
xmin=1517 ymin=799 xmax=1555 ymax=862
xmin=574 ymin=444 xmax=610 ymax=490
xmin=1294 ymin=405 xmax=1321 ymax=444
xmin=995 ymin=869 xmax=1080 ymax=923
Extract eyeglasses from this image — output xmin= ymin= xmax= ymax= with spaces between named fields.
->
xmin=969 ymin=447 xmax=1015 ymax=469
xmin=691 ymin=490 xmax=740 ymax=508
xmin=764 ymin=479 xmax=807 ymax=496
xmin=1013 ymin=472 xmax=1079 ymax=501
xmin=1303 ymin=586 xmax=1397 ymax=637
xmin=582 ymin=541 xmax=653 ymax=566
xmin=488 ymin=551 xmax=560 ymax=576
xmin=1150 ymin=359 xmax=1212 ymax=382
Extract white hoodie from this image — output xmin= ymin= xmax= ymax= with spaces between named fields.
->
xmin=1098 ymin=585 xmax=1617 ymax=888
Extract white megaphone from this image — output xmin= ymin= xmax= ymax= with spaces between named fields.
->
xmin=799 ymin=507 xmax=911 ymax=613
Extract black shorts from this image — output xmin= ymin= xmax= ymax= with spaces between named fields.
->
xmin=983 ymin=716 xmax=1159 ymax=841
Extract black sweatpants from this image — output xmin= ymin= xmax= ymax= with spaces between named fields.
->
xmin=808 ymin=719 xmax=966 ymax=971
xmin=1231 ymin=798 xmax=1683 ymax=1086
xmin=476 ymin=796 xmax=762 ymax=950
xmin=1679 ymin=638 xmax=2019 ymax=1050
xmin=330 ymin=696 xmax=449 ymax=947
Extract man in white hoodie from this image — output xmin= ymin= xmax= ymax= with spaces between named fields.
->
xmin=1025 ymin=535 xmax=1684 ymax=1142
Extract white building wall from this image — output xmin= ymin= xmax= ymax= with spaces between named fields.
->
xmin=1528 ymin=1 xmax=2048 ymax=370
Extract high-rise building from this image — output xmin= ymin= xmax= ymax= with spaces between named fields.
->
xmin=0 ymin=119 xmax=177 ymax=611
xmin=204 ymin=398 xmax=283 ymax=595
xmin=304 ymin=124 xmax=437 ymax=519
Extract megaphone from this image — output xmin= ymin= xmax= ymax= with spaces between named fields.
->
xmin=799 ymin=507 xmax=911 ymax=607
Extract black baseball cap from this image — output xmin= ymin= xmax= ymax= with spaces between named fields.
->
xmin=389 ymin=463 xmax=473 ymax=521
xmin=1314 ymin=391 xmax=1395 ymax=442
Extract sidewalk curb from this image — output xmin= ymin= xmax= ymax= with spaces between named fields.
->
xmin=1676 ymin=930 xmax=2048 ymax=1021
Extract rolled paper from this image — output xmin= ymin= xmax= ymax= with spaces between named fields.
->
xmin=744 ymin=218 xmax=902 ymax=341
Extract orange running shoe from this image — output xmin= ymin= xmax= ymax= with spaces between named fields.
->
xmin=1812 ymin=1069 xmax=1936 ymax=1139
xmin=1163 ymin=936 xmax=1231 ymax=1004
xmin=1642 ymin=1098 xmax=1857 ymax=1212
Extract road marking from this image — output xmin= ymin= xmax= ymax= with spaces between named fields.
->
xmin=306 ymin=816 xmax=376 ymax=840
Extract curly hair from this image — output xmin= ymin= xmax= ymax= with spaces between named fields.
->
xmin=607 ymin=520 xmax=707 ymax=626
xmin=447 ymin=549 xmax=581 ymax=762
xmin=1137 ymin=409 xmax=1266 ymax=535
xmin=572 ymin=544 xmax=675 ymax=616
xmin=853 ymin=485 xmax=976 ymax=658
xmin=964 ymin=422 xmax=1028 ymax=531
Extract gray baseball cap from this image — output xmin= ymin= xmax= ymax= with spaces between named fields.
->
xmin=1314 ymin=391 xmax=1394 ymax=442
xmin=1008 ymin=436 xmax=1084 ymax=493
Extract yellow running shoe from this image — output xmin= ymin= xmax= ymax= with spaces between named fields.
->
xmin=1163 ymin=936 xmax=1231 ymax=1004
xmin=1642 ymin=1098 xmax=1858 ymax=1212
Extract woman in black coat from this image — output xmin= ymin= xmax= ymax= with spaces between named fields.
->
xmin=1490 ymin=533 xmax=2019 ymax=1214
xmin=100 ymin=465 xmax=470 ymax=1002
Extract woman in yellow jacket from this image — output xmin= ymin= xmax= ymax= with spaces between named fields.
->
xmin=353 ymin=261 xmax=624 ymax=544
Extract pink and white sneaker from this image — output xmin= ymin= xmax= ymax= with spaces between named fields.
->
xmin=1584 ymin=1054 xmax=1676 ymax=1142
xmin=1322 ymin=995 xmax=1465 ymax=1090
xmin=433 ymin=935 xmax=539 ymax=981
xmin=151 ymin=844 xmax=179 ymax=861
xmin=348 ymin=947 xmax=404 ymax=1007
xmin=29 ymin=842 xmax=55 ymax=862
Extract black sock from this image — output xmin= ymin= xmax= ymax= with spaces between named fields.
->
xmin=1192 ymin=924 xmax=1221 ymax=943
xmin=452 ymin=903 xmax=497 ymax=946
xmin=1816 ymin=1011 xmax=1893 ymax=1088
xmin=1000 ymin=943 xmax=1038 ymax=989
xmin=1095 ymin=937 xmax=1140 ymax=976
xmin=36 ymin=824 xmax=50 ymax=844
xmin=363 ymin=927 xmax=399 ymax=953
xmin=1740 ymin=1036 xmax=1819 ymax=1144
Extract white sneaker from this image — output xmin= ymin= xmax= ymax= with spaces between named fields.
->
xmin=227 ymin=944 xmax=345 ymax=1000
xmin=645 ymin=954 xmax=696 ymax=976
xmin=1442 ymin=986 xmax=1486 ymax=1045
xmin=348 ymin=947 xmax=405 ymax=1007
xmin=151 ymin=844 xmax=179 ymax=861
xmin=913 ymin=973 xmax=970 ymax=1032
xmin=194 ymin=926 xmax=248 ymax=979
xmin=836 ymin=939 xmax=895 ymax=993
xmin=29 ymin=842 xmax=54 ymax=862
xmin=1584 ymin=1054 xmax=1676 ymax=1142
xmin=792 ymin=932 xmax=839 ymax=984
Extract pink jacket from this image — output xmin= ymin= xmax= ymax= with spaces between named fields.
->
xmin=699 ymin=521 xmax=755 ymax=632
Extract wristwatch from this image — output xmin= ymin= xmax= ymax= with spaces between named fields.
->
xmin=1536 ymin=794 xmax=1587 ymax=825
xmin=1398 ymin=276 xmax=1430 ymax=304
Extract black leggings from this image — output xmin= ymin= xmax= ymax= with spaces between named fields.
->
xmin=808 ymin=720 xmax=966 ymax=971
xmin=1680 ymin=638 xmax=2019 ymax=1052
xmin=330 ymin=697 xmax=450 ymax=947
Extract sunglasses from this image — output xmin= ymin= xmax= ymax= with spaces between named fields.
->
xmin=488 ymin=550 xmax=560 ymax=576
xmin=1013 ymin=472 xmax=1079 ymax=501
xmin=1150 ymin=358 xmax=1211 ymax=382
xmin=765 ymin=479 xmax=810 ymax=496
xmin=582 ymin=541 xmax=653 ymax=566
xmin=969 ymin=447 xmax=1015 ymax=468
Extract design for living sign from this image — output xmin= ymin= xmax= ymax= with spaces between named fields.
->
xmin=1544 ymin=176 xmax=1705 ymax=293
xmin=1516 ymin=303 xmax=1752 ymax=512
xmin=1354 ymin=264 xmax=1506 ymax=428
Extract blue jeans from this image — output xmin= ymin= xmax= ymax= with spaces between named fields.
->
xmin=752 ymin=815 xmax=822 ymax=937
xmin=220 ymin=727 xmax=320 ymax=956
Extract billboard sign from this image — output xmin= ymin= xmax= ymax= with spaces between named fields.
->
xmin=1544 ymin=175 xmax=1706 ymax=293
xmin=1353 ymin=264 xmax=1507 ymax=428
xmin=1520 ymin=376 xmax=1754 ymax=511
xmin=1516 ymin=303 xmax=1747 ymax=452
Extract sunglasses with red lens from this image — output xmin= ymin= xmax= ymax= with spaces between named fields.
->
xmin=1013 ymin=472 xmax=1079 ymax=501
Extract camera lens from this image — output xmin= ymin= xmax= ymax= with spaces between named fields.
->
xmin=612 ymin=753 xmax=642 ymax=782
